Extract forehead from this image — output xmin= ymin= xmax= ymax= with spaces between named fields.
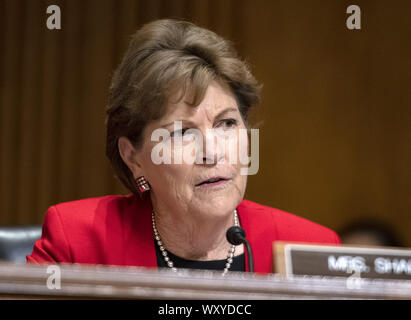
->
xmin=162 ymin=81 xmax=239 ymax=121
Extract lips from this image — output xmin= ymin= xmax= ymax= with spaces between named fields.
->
xmin=195 ymin=176 xmax=230 ymax=186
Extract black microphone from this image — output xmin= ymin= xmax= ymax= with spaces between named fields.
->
xmin=226 ymin=226 xmax=254 ymax=273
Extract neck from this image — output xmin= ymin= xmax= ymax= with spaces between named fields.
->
xmin=151 ymin=197 xmax=242 ymax=261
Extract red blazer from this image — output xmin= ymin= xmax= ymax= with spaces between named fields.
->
xmin=27 ymin=194 xmax=340 ymax=273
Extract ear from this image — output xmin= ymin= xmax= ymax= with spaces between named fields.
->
xmin=118 ymin=136 xmax=143 ymax=179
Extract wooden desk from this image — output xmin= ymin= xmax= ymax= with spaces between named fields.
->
xmin=1 ymin=262 xmax=411 ymax=299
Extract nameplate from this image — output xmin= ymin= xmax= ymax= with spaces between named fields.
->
xmin=274 ymin=242 xmax=411 ymax=280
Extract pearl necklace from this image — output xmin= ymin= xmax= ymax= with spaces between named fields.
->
xmin=152 ymin=210 xmax=239 ymax=275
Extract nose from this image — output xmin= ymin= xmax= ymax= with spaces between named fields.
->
xmin=198 ymin=128 xmax=226 ymax=165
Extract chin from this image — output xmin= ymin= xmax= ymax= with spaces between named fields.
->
xmin=194 ymin=195 xmax=242 ymax=219
xmin=190 ymin=179 xmax=245 ymax=215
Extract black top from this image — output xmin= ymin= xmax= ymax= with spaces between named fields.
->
xmin=154 ymin=239 xmax=246 ymax=272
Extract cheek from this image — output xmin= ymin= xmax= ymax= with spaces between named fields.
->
xmin=237 ymin=128 xmax=250 ymax=165
xmin=236 ymin=173 xmax=248 ymax=194
xmin=140 ymin=139 xmax=195 ymax=188
xmin=222 ymin=129 xmax=250 ymax=179
xmin=145 ymin=162 xmax=194 ymax=195
xmin=166 ymin=164 xmax=195 ymax=188
xmin=230 ymin=130 xmax=248 ymax=195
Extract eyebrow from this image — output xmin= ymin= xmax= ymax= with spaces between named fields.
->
xmin=160 ymin=107 xmax=239 ymax=129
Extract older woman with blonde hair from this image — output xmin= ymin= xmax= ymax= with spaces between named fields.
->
xmin=27 ymin=19 xmax=340 ymax=274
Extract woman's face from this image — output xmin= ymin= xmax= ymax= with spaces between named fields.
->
xmin=134 ymin=81 xmax=248 ymax=219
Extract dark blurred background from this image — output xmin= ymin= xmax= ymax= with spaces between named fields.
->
xmin=0 ymin=0 xmax=410 ymax=245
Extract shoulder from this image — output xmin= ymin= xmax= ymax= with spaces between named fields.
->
xmin=47 ymin=194 xmax=143 ymax=232
xmin=238 ymin=199 xmax=340 ymax=244
xmin=27 ymin=194 xmax=145 ymax=264
xmin=52 ymin=194 xmax=135 ymax=215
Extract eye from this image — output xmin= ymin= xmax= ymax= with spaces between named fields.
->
xmin=218 ymin=118 xmax=237 ymax=130
xmin=170 ymin=128 xmax=192 ymax=138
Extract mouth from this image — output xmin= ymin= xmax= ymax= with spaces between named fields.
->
xmin=195 ymin=176 xmax=231 ymax=187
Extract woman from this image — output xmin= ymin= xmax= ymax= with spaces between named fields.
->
xmin=27 ymin=19 xmax=340 ymax=274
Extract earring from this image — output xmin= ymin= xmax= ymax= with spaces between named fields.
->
xmin=136 ymin=176 xmax=151 ymax=193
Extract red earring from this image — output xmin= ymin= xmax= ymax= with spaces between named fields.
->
xmin=136 ymin=176 xmax=151 ymax=193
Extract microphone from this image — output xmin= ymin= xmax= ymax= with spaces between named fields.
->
xmin=226 ymin=226 xmax=254 ymax=273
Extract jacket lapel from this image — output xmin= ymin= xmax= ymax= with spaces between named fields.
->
xmin=237 ymin=200 xmax=276 ymax=273
xmin=125 ymin=195 xmax=158 ymax=268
